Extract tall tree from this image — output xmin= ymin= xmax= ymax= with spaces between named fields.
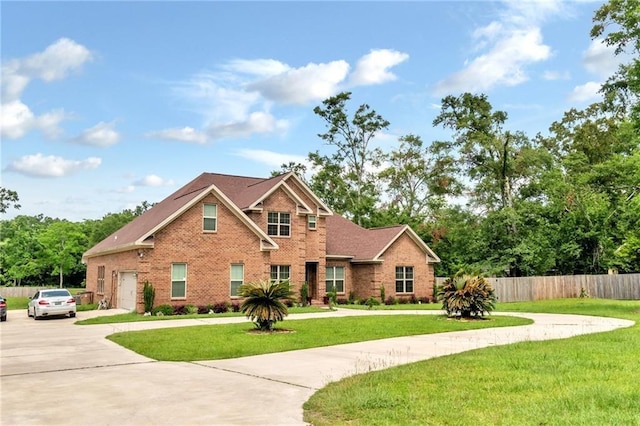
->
xmin=432 ymin=93 xmax=539 ymax=212
xmin=0 ymin=187 xmax=21 ymax=213
xmin=312 ymin=92 xmax=389 ymax=226
xmin=591 ymin=0 xmax=640 ymax=124
xmin=379 ymin=134 xmax=460 ymax=222
xmin=38 ymin=220 xmax=88 ymax=288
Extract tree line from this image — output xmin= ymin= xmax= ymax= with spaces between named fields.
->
xmin=1 ymin=0 xmax=638 ymax=286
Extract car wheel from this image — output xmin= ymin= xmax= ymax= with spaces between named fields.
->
xmin=27 ymin=308 xmax=32 ymax=318
xmin=33 ymin=309 xmax=39 ymax=320
xmin=69 ymin=312 xmax=76 ymax=318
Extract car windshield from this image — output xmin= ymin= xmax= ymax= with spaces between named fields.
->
xmin=42 ymin=290 xmax=71 ymax=298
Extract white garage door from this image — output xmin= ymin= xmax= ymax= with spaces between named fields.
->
xmin=118 ymin=272 xmax=137 ymax=311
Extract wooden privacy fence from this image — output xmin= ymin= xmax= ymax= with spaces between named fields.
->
xmin=436 ymin=274 xmax=640 ymax=302
xmin=0 ymin=287 xmax=52 ymax=298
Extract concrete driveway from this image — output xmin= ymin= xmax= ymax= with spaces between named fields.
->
xmin=0 ymin=308 xmax=633 ymax=425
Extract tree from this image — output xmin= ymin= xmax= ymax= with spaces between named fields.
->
xmin=591 ymin=0 xmax=640 ymax=124
xmin=38 ymin=220 xmax=88 ymax=288
xmin=0 ymin=187 xmax=21 ymax=213
xmin=378 ymin=134 xmax=460 ymax=222
xmin=239 ymin=280 xmax=295 ymax=331
xmin=0 ymin=215 xmax=50 ymax=285
xmin=433 ymin=93 xmax=540 ymax=211
xmin=312 ymin=92 xmax=389 ymax=226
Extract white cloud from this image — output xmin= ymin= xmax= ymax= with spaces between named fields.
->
xmin=0 ymin=38 xmax=92 ymax=140
xmin=116 ymin=185 xmax=136 ymax=194
xmin=72 ymin=121 xmax=120 ymax=147
xmin=543 ymin=70 xmax=571 ymax=80
xmin=146 ymin=126 xmax=208 ymax=144
xmin=249 ymin=60 xmax=350 ymax=105
xmin=1 ymin=38 xmax=92 ymax=101
xmin=582 ymin=38 xmax=623 ymax=79
xmin=568 ymin=81 xmax=602 ymax=102
xmin=348 ymin=49 xmax=409 ymax=86
xmin=133 ymin=174 xmax=174 ymax=187
xmin=5 ymin=153 xmax=101 ymax=177
xmin=206 ymin=111 xmax=289 ymax=140
xmin=223 ymin=59 xmax=291 ymax=77
xmin=235 ymin=148 xmax=309 ymax=169
xmin=434 ymin=26 xmax=551 ymax=95
xmin=0 ymin=100 xmax=66 ymax=139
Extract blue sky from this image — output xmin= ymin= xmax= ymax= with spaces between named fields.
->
xmin=1 ymin=1 xmax=621 ymax=221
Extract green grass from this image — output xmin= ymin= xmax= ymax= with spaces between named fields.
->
xmin=76 ymin=305 xmax=329 ymax=324
xmin=304 ymin=298 xmax=640 ymax=426
xmin=4 ymin=296 xmax=29 ymax=310
xmin=107 ymin=314 xmax=529 ymax=361
xmin=338 ymin=302 xmax=442 ymax=311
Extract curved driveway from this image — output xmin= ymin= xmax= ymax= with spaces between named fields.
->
xmin=1 ymin=308 xmax=633 ymax=425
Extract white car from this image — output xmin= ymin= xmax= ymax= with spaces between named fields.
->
xmin=28 ymin=289 xmax=76 ymax=320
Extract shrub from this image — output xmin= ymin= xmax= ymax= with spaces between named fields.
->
xmin=231 ymin=302 xmax=240 ymax=312
xmin=398 ymin=297 xmax=411 ymax=305
xmin=284 ymin=299 xmax=294 ymax=308
xmin=384 ymin=296 xmax=396 ymax=305
xmin=153 ymin=304 xmax=174 ymax=316
xmin=300 ymin=282 xmax=309 ymax=307
xmin=348 ymin=291 xmax=356 ymax=304
xmin=365 ymin=296 xmax=380 ymax=309
xmin=439 ymin=274 xmax=496 ymax=318
xmin=197 ymin=305 xmax=209 ymax=314
xmin=380 ymin=285 xmax=386 ymax=303
xmin=336 ymin=297 xmax=349 ymax=305
xmin=172 ymin=305 xmax=186 ymax=315
xmin=185 ymin=304 xmax=198 ymax=315
xmin=239 ymin=280 xmax=295 ymax=331
xmin=409 ymin=294 xmax=419 ymax=304
xmin=212 ymin=302 xmax=228 ymax=314
xmin=418 ymin=296 xmax=431 ymax=304
xmin=143 ymin=281 xmax=155 ymax=313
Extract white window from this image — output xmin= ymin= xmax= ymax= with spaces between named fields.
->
xmin=267 ymin=212 xmax=290 ymax=236
xmin=230 ymin=264 xmax=244 ymax=297
xmin=171 ymin=263 xmax=187 ymax=299
xmin=308 ymin=215 xmax=317 ymax=230
xmin=203 ymin=203 xmax=217 ymax=232
xmin=270 ymin=265 xmax=291 ymax=283
xmin=325 ymin=266 xmax=345 ymax=293
xmin=97 ymin=266 xmax=105 ymax=294
xmin=395 ymin=266 xmax=414 ymax=293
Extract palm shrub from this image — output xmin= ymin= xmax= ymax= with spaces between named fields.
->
xmin=239 ymin=280 xmax=295 ymax=331
xmin=143 ymin=280 xmax=155 ymax=313
xmin=439 ymin=274 xmax=496 ymax=318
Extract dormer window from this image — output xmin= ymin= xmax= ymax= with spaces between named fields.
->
xmin=203 ymin=203 xmax=217 ymax=232
xmin=308 ymin=215 xmax=317 ymax=230
xmin=267 ymin=212 xmax=290 ymax=237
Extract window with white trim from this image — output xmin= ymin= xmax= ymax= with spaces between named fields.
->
xmin=203 ymin=203 xmax=217 ymax=232
xmin=230 ymin=264 xmax=244 ymax=297
xmin=97 ymin=266 xmax=105 ymax=294
xmin=171 ymin=263 xmax=187 ymax=299
xmin=395 ymin=266 xmax=414 ymax=293
xmin=270 ymin=265 xmax=291 ymax=283
xmin=308 ymin=215 xmax=317 ymax=230
xmin=325 ymin=266 xmax=345 ymax=293
xmin=267 ymin=212 xmax=290 ymax=236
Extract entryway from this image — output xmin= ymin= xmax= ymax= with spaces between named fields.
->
xmin=118 ymin=272 xmax=137 ymax=311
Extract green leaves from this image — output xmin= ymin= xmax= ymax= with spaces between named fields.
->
xmin=439 ymin=274 xmax=496 ymax=318
xmin=239 ymin=280 xmax=295 ymax=331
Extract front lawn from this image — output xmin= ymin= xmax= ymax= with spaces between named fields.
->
xmin=107 ymin=314 xmax=529 ymax=361
xmin=76 ymin=305 xmax=329 ymax=324
xmin=303 ymin=299 xmax=640 ymax=425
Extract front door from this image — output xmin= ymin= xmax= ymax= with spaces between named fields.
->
xmin=305 ymin=262 xmax=318 ymax=300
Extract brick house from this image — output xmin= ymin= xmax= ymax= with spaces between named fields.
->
xmin=83 ymin=172 xmax=440 ymax=312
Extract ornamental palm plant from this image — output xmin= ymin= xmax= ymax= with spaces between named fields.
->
xmin=239 ymin=280 xmax=295 ymax=331
xmin=439 ymin=274 xmax=496 ymax=318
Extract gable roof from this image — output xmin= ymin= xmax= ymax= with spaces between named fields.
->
xmin=83 ymin=172 xmax=297 ymax=258
xmin=325 ymin=214 xmax=440 ymax=263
